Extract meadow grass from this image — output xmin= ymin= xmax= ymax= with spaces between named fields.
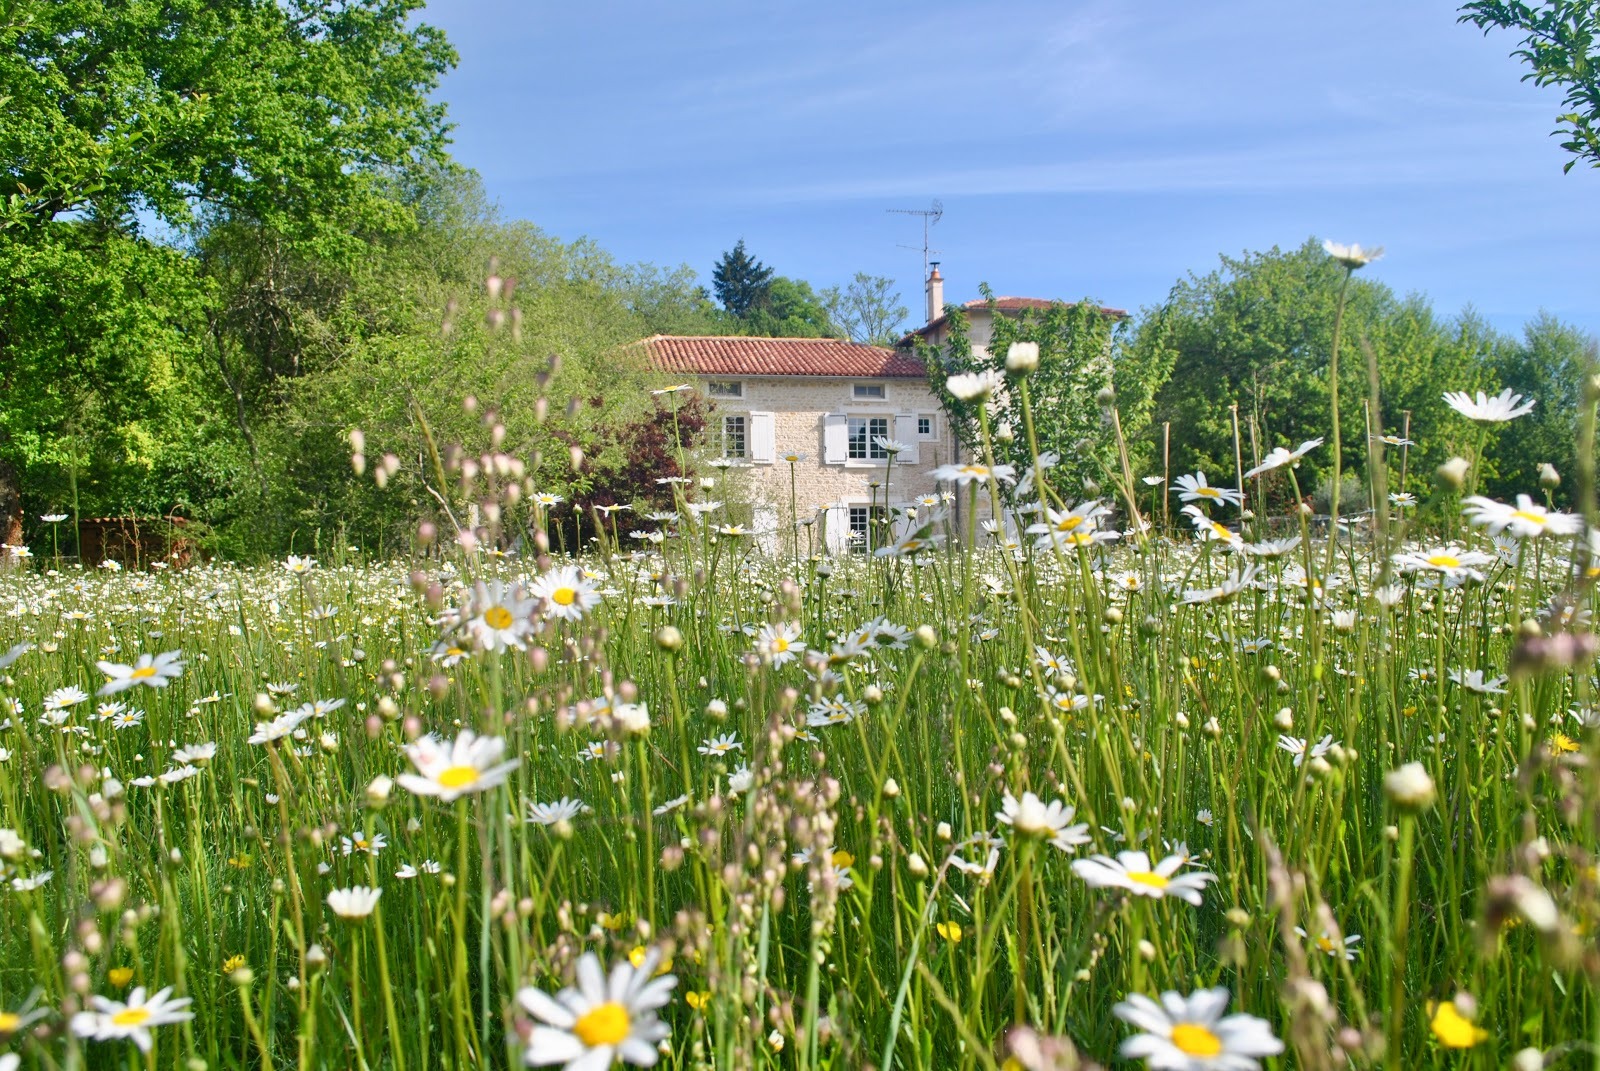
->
xmin=2 ymin=369 xmax=1599 ymax=1071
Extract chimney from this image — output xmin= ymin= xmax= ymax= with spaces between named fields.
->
xmin=925 ymin=262 xmax=944 ymax=325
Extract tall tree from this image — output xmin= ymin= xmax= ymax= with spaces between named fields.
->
xmin=821 ymin=273 xmax=910 ymax=345
xmin=1461 ymin=1 xmax=1600 ymax=171
xmin=710 ymin=240 xmax=774 ymax=317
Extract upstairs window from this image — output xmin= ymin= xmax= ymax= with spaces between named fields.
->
xmin=852 ymin=382 xmax=886 ymax=400
xmin=917 ymin=415 xmax=934 ymax=438
xmin=847 ymin=416 xmax=889 ymax=460
xmin=708 ymin=380 xmax=743 ymax=398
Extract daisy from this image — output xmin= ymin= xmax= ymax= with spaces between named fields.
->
xmin=94 ymin=651 xmax=185 ymax=696
xmin=1277 ymin=734 xmax=1334 ymax=768
xmin=1293 ymin=926 xmax=1361 ymax=960
xmin=1393 ymin=546 xmax=1494 ymax=579
xmin=754 ymin=622 xmax=804 ymax=667
xmin=1071 ymin=850 xmax=1215 ymax=905
xmin=1173 ymin=473 xmax=1242 ymax=508
xmin=327 ymin=886 xmax=382 ymax=919
xmin=526 ymin=798 xmax=590 ymax=826
xmin=1449 ymin=668 xmax=1507 ymax=695
xmin=697 ymin=733 xmax=743 ymax=757
xmin=517 ymin=949 xmax=677 ymax=1070
xmin=398 ymin=730 xmax=520 ymax=802
xmin=1243 ymin=438 xmax=1322 ymax=479
xmin=247 ymin=707 xmax=312 ymax=746
xmin=283 ymin=555 xmax=317 ymax=576
xmin=1181 ymin=506 xmax=1242 ymax=547
xmin=340 ymin=831 xmax=387 ymax=856
xmin=932 ymin=462 xmax=1017 ymax=487
xmin=1442 ymin=387 xmax=1535 ymax=422
xmin=945 ymin=370 xmax=1005 ymax=401
xmin=1462 ymin=494 xmax=1580 ymax=539
xmin=70 ymin=986 xmax=194 ymax=1053
xmin=530 ymin=567 xmax=602 ymax=622
xmin=43 ymin=686 xmax=89 ymax=712
xmin=1114 ymin=987 xmax=1283 ymax=1069
xmin=995 ymin=792 xmax=1091 ymax=853
xmin=1323 ymin=240 xmax=1383 ymax=268
xmin=461 ymin=580 xmax=537 ymax=650
xmin=1181 ymin=565 xmax=1261 ymax=606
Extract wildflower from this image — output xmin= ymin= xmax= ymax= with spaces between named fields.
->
xmin=43 ymin=686 xmax=89 ymax=712
xmin=1243 ymin=438 xmax=1323 ymax=478
xmin=283 ymin=555 xmax=316 ymax=576
xmin=172 ymin=742 xmax=216 ymax=766
xmin=462 ymin=580 xmax=536 ymax=650
xmin=727 ymin=764 xmax=754 ymax=794
xmin=945 ymin=370 xmax=1004 ymax=401
xmin=1442 ymin=388 xmax=1535 ymax=423
xmin=936 ymin=920 xmax=963 ymax=943
xmin=1375 ymin=433 xmax=1416 ymax=447
xmin=1394 ymin=546 xmax=1493 ymax=579
xmin=70 ymin=986 xmax=194 ymax=1052
xmin=1428 ymin=998 xmax=1488 ymax=1049
xmin=1323 ymin=240 xmax=1383 ymax=268
xmin=1071 ymin=850 xmax=1215 ymax=905
xmin=527 ymin=798 xmax=590 ymax=826
xmin=517 ymin=949 xmax=677 ymax=1069
xmin=697 ymin=733 xmax=742 ymax=757
xmin=398 ymin=730 xmax=520 ymax=802
xmin=340 ymin=831 xmax=387 ymax=856
xmin=650 ymin=383 xmax=692 ymax=395
xmin=1384 ymin=762 xmax=1436 ymax=811
xmin=95 ymin=651 xmax=185 ymax=696
xmin=326 ymin=886 xmax=382 ymax=919
xmin=932 ymin=462 xmax=1017 ymax=486
xmin=1114 ymin=987 xmax=1283 ymax=1069
xmin=754 ymin=622 xmax=804 ymax=667
xmin=1449 ymin=668 xmax=1507 ymax=695
xmin=529 ymin=566 xmax=601 ymax=622
xmin=1389 ymin=491 xmax=1417 ymax=508
xmin=1294 ymin=926 xmax=1361 ymax=960
xmin=652 ymin=794 xmax=689 ymax=817
xmin=873 ymin=435 xmax=910 ymax=456
xmin=1173 ymin=472 xmax=1242 ymax=508
xmin=1181 ymin=505 xmax=1241 ymax=547
xmin=1462 ymin=494 xmax=1580 ymax=539
xmin=995 ymin=792 xmax=1091 ymax=853
xmin=1181 ymin=564 xmax=1260 ymax=605
xmin=1277 ymin=734 xmax=1334 ymax=768
xmin=0 ymin=994 xmax=47 ymax=1039
xmin=247 ymin=707 xmax=311 ymax=746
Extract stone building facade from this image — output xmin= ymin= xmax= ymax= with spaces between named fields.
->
xmin=643 ymin=335 xmax=959 ymax=553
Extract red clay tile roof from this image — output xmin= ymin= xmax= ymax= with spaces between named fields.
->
xmin=641 ymin=335 xmax=928 ymax=378
xmin=901 ymin=297 xmax=1129 ymax=344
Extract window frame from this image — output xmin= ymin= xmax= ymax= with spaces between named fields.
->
xmin=707 ymin=380 xmax=744 ymax=399
xmin=720 ymin=414 xmax=748 ymax=460
xmin=852 ymin=382 xmax=887 ymax=401
xmin=917 ymin=414 xmax=934 ymax=439
xmin=847 ymin=415 xmax=891 ymax=461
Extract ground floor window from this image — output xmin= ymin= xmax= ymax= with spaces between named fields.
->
xmin=846 ymin=504 xmax=886 ymax=550
xmin=720 ymin=414 xmax=747 ymax=459
xmin=847 ymin=416 xmax=889 ymax=460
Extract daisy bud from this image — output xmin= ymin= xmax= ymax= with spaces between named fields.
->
xmin=936 ymin=822 xmax=952 ymax=841
xmin=253 ymin=693 xmax=275 ymax=716
xmin=1539 ymin=463 xmax=1560 ymax=488
xmin=1298 ymin=501 xmax=1312 ymax=517
xmin=1437 ymin=456 xmax=1470 ymax=490
xmin=883 ymin=777 xmax=900 ymax=798
xmin=1308 ymin=756 xmax=1333 ymax=779
xmin=1005 ymin=341 xmax=1040 ymax=374
xmin=1137 ymin=939 xmax=1156 ymax=960
xmin=1273 ymin=707 xmax=1293 ymax=730
xmin=1515 ymin=1049 xmax=1546 ymax=1071
xmin=1096 ymin=385 xmax=1117 ymax=407
xmin=305 ymin=944 xmax=327 ymax=969
xmin=1385 ymin=762 xmax=1436 ymax=811
xmin=1174 ymin=711 xmax=1190 ymax=729
xmin=1203 ymin=717 xmax=1221 ymax=738
xmin=1103 ymin=606 xmax=1123 ymax=625
xmin=907 ymin=852 xmax=929 ymax=878
xmin=864 ymin=685 xmax=884 ymax=706
xmin=230 ymin=966 xmax=255 ymax=987
xmin=365 ymin=775 xmax=393 ymax=809
xmin=914 ymin=625 xmax=938 ymax=649
xmin=1263 ymin=664 xmax=1281 ymax=682
xmin=996 ymin=422 xmax=1016 ymax=443
xmin=655 ymin=625 xmax=684 ymax=652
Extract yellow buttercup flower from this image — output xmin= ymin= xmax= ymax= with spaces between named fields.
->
xmin=1428 ymin=1001 xmax=1488 ymax=1048
xmin=222 ymin=954 xmax=246 ymax=975
xmin=935 ymin=921 xmax=963 ymax=944
xmin=685 ymin=991 xmax=711 ymax=1010
xmin=108 ymin=967 xmax=134 ymax=988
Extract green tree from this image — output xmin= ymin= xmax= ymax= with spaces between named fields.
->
xmin=1487 ymin=311 xmax=1595 ymax=500
xmin=0 ymin=0 xmax=456 ymax=544
xmin=1461 ymin=1 xmax=1600 ymax=171
xmin=821 ymin=273 xmax=909 ymax=345
xmin=743 ymin=276 xmax=837 ymax=338
xmin=710 ymin=240 xmax=774 ymax=317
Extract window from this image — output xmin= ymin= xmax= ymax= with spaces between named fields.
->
xmin=852 ymin=382 xmax=886 ymax=400
xmin=708 ymin=380 xmax=743 ymax=398
xmin=847 ymin=504 xmax=887 ymax=551
xmin=847 ymin=416 xmax=890 ymax=460
xmin=720 ymin=415 xmax=747 ymax=459
xmin=917 ymin=415 xmax=933 ymax=438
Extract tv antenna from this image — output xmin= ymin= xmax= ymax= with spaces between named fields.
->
xmin=888 ymin=199 xmax=943 ymax=279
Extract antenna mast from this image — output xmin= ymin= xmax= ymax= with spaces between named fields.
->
xmin=887 ymin=199 xmax=944 ymax=279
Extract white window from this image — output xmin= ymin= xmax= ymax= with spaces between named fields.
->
xmin=847 ymin=505 xmax=885 ymax=550
xmin=720 ymin=415 xmax=747 ymax=459
xmin=852 ymin=382 xmax=886 ymax=400
xmin=917 ymin=415 xmax=934 ymax=438
xmin=708 ymin=380 xmax=743 ymax=398
xmin=848 ymin=416 xmax=890 ymax=460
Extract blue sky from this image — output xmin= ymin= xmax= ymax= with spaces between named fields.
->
xmin=423 ymin=0 xmax=1599 ymax=336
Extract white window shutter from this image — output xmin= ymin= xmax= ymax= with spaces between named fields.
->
xmin=749 ymin=411 xmax=775 ymax=463
xmin=893 ymin=413 xmax=920 ymax=463
xmin=822 ymin=413 xmax=848 ymax=464
xmin=823 ymin=505 xmax=848 ymax=554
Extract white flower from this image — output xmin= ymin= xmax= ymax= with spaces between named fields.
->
xmin=946 ymin=370 xmax=1005 ymax=401
xmin=461 ymin=580 xmax=537 ymax=651
xmin=995 ymin=792 xmax=1091 ymax=853
xmin=327 ymin=886 xmax=382 ymax=919
xmin=1443 ymin=387 xmax=1535 ymax=422
xmin=1322 ymin=240 xmax=1383 ymax=268
xmin=172 ymin=742 xmax=217 ymax=766
xmin=1462 ymin=494 xmax=1580 ymax=539
xmin=96 ymin=651 xmax=184 ymax=696
xmin=1114 ymin=987 xmax=1284 ymax=1070
xmin=248 ymin=707 xmax=312 ymax=746
xmin=727 ymin=764 xmax=754 ymax=794
xmin=1384 ymin=762 xmax=1437 ymax=810
xmin=526 ymin=798 xmax=590 ymax=826
xmin=1173 ymin=472 xmax=1242 ymax=508
xmin=70 ymin=986 xmax=195 ymax=1052
xmin=1005 ymin=341 xmax=1040 ymax=373
xmin=1071 ymin=850 xmax=1215 ymax=905
xmin=517 ymin=949 xmax=677 ymax=1069
xmin=754 ymin=622 xmax=804 ymax=667
xmin=1449 ymin=668 xmax=1507 ymax=695
xmin=1243 ymin=438 xmax=1322 ymax=479
xmin=932 ymin=462 xmax=1017 ymax=487
xmin=1277 ymin=734 xmax=1334 ymax=768
xmin=397 ymin=730 xmax=520 ymax=802
xmin=698 ymin=733 xmax=743 ymax=757
xmin=529 ymin=566 xmax=601 ymax=622
xmin=283 ymin=555 xmax=317 ymax=576
xmin=1393 ymin=546 xmax=1494 ymax=579
xmin=340 ymin=830 xmax=387 ymax=855
xmin=43 ymin=686 xmax=89 ymax=712
xmin=1294 ymin=926 xmax=1362 ymax=960
xmin=1181 ymin=565 xmax=1260 ymax=605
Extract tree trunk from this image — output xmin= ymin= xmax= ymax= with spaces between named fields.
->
xmin=0 ymin=458 xmax=22 ymax=547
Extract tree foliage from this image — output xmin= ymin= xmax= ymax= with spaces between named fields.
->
xmin=710 ymin=240 xmax=774 ymax=317
xmin=821 ymin=273 xmax=909 ymax=345
xmin=1461 ymin=1 xmax=1600 ymax=171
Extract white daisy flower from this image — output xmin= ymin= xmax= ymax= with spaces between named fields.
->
xmin=398 ymin=730 xmax=520 ymax=802
xmin=1114 ymin=987 xmax=1283 ymax=1069
xmin=1071 ymin=850 xmax=1215 ymax=905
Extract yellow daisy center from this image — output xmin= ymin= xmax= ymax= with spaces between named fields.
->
xmin=130 ymin=665 xmax=158 ymax=679
xmin=573 ymin=1001 xmax=631 ymax=1047
xmin=1195 ymin=487 xmax=1220 ymax=498
xmin=112 ymin=1007 xmax=152 ymax=1027
xmin=1125 ymin=870 xmax=1169 ymax=890
xmin=1056 ymin=516 xmax=1084 ymax=531
xmin=1425 ymin=555 xmax=1460 ymax=569
xmin=0 ymin=1012 xmax=19 ymax=1032
xmin=437 ymin=765 xmax=480 ymax=790
xmin=772 ymin=637 xmax=789 ymax=652
xmin=1316 ymin=935 xmax=1336 ymax=953
xmin=483 ymin=606 xmax=514 ymax=630
xmin=552 ymin=587 xmax=577 ymax=606
xmin=1170 ymin=1022 xmax=1223 ymax=1057
xmin=1511 ymin=510 xmax=1547 ymax=527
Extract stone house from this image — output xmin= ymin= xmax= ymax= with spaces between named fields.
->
xmin=642 ymin=334 xmax=957 ymax=553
